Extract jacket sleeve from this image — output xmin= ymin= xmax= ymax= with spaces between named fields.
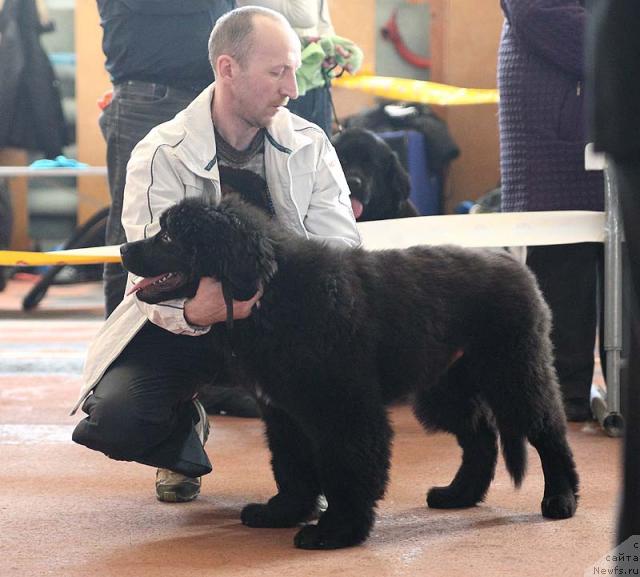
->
xmin=501 ymin=0 xmax=586 ymax=78
xmin=303 ymin=137 xmax=361 ymax=249
xmin=235 ymin=0 xmax=317 ymax=29
xmin=121 ymin=140 xmax=211 ymax=336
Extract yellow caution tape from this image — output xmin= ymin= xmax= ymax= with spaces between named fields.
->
xmin=0 ymin=210 xmax=605 ymax=266
xmin=0 ymin=246 xmax=122 ymax=266
xmin=332 ymin=74 xmax=499 ymax=106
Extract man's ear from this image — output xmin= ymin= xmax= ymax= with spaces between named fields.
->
xmin=216 ymin=55 xmax=235 ymax=81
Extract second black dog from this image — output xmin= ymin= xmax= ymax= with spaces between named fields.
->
xmin=120 ymin=195 xmax=579 ymax=550
xmin=333 ymin=127 xmax=419 ymax=221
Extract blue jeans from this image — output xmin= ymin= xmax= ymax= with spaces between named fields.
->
xmin=99 ymin=81 xmax=199 ymax=316
xmin=287 ymin=84 xmax=333 ymax=137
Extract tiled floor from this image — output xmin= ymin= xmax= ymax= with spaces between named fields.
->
xmin=0 ymin=277 xmax=623 ymax=577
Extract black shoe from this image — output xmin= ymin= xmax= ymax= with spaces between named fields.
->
xmin=564 ymin=398 xmax=592 ymax=422
xmin=198 ymin=385 xmax=260 ymax=418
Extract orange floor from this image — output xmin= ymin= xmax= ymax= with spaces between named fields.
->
xmin=0 ymin=277 xmax=623 ymax=577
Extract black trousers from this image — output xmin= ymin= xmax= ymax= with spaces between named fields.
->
xmin=72 ymin=322 xmax=223 ymax=477
xmin=526 ymin=242 xmax=605 ymax=403
xmin=613 ymin=159 xmax=640 ymax=542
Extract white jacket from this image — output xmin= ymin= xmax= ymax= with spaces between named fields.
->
xmin=71 ymin=84 xmax=360 ymax=414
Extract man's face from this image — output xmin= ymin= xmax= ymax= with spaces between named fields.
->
xmin=231 ymin=17 xmax=301 ymax=128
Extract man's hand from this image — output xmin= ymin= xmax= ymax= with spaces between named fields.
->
xmin=184 ymin=277 xmax=261 ymax=327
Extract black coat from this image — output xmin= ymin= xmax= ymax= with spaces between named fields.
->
xmin=0 ymin=0 xmax=68 ymax=157
xmin=498 ymin=0 xmax=603 ymax=212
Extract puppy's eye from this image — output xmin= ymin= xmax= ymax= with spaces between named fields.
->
xmin=159 ymin=231 xmax=172 ymax=244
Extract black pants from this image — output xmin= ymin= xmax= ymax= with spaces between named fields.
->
xmin=526 ymin=242 xmax=605 ymax=403
xmin=72 ymin=322 xmax=222 ymax=477
xmin=612 ymin=159 xmax=640 ymax=542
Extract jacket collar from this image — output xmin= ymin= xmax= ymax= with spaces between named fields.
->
xmin=177 ymin=83 xmax=314 ymax=178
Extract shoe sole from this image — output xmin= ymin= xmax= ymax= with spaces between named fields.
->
xmin=156 ymin=488 xmax=200 ymax=503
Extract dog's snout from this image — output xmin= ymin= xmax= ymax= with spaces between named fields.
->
xmin=347 ymin=175 xmax=364 ymax=190
xmin=120 ymin=243 xmax=129 ymax=256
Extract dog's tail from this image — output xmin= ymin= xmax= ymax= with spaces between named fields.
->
xmin=500 ymin=432 xmax=527 ymax=488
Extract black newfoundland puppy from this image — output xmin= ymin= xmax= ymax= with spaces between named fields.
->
xmin=333 ymin=128 xmax=419 ymax=221
xmin=120 ymin=195 xmax=578 ymax=550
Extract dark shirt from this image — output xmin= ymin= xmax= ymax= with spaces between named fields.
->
xmin=96 ymin=0 xmax=235 ymax=92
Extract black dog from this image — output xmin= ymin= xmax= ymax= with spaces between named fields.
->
xmin=333 ymin=127 xmax=419 ymax=221
xmin=120 ymin=196 xmax=579 ymax=550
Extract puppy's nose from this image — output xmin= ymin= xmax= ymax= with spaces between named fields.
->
xmin=347 ymin=176 xmax=364 ymax=191
xmin=120 ymin=244 xmax=129 ymax=257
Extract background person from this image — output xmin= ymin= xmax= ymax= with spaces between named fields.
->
xmin=96 ymin=0 xmax=235 ymax=317
xmin=498 ymin=0 xmax=604 ymax=421
xmin=587 ymin=0 xmax=640 ymax=543
xmin=237 ymin=0 xmax=336 ymax=135
xmin=95 ymin=0 xmax=261 ymax=419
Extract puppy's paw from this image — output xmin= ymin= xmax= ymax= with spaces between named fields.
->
xmin=541 ymin=493 xmax=577 ymax=519
xmin=241 ymin=498 xmax=315 ymax=528
xmin=294 ymin=524 xmax=353 ymax=550
xmin=294 ymin=518 xmax=370 ymax=550
xmin=427 ymin=485 xmax=482 ymax=509
xmin=241 ymin=503 xmax=297 ymax=528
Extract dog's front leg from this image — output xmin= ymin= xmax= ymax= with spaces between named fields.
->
xmin=293 ymin=397 xmax=393 ymax=550
xmin=241 ymin=403 xmax=322 ymax=528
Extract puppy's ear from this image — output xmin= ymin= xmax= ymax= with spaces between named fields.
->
xmin=223 ymin=228 xmax=277 ymax=302
xmin=388 ymin=153 xmax=412 ymax=202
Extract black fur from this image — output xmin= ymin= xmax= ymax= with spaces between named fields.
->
xmin=121 ymin=196 xmax=579 ymax=550
xmin=333 ymin=127 xmax=419 ymax=221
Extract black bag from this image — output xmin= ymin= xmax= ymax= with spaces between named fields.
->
xmin=0 ymin=0 xmax=68 ymax=156
xmin=0 ymin=0 xmax=26 ymax=145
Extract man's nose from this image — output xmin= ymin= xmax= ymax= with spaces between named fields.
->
xmin=281 ymin=69 xmax=299 ymax=100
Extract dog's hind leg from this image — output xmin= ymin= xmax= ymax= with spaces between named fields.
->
xmin=241 ymin=404 xmax=322 ymax=528
xmin=414 ymin=361 xmax=499 ymax=509
xmin=480 ymin=353 xmax=579 ymax=519
xmin=527 ymin=418 xmax=579 ymax=519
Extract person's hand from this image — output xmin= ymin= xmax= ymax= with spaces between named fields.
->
xmin=184 ymin=277 xmax=261 ymax=327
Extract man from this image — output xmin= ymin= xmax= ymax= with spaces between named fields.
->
xmin=71 ymin=6 xmax=360 ymax=504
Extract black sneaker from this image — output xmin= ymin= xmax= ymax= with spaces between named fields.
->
xmin=198 ymin=385 xmax=260 ymax=418
xmin=156 ymin=399 xmax=210 ymax=502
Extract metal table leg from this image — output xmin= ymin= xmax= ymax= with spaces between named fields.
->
xmin=591 ymin=163 xmax=625 ymax=436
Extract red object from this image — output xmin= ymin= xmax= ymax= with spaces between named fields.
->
xmin=97 ymin=90 xmax=113 ymax=111
xmin=381 ymin=8 xmax=431 ymax=69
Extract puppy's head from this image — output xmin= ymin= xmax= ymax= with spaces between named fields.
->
xmin=121 ymin=196 xmax=277 ymax=305
xmin=333 ymin=128 xmax=411 ymax=221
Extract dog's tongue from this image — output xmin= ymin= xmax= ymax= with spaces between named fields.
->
xmin=126 ymin=274 xmax=166 ymax=296
xmin=351 ymin=197 xmax=364 ymax=220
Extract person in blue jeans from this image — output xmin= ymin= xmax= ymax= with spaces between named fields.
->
xmin=96 ymin=0 xmax=260 ymax=449
xmin=96 ymin=0 xmax=235 ymax=317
